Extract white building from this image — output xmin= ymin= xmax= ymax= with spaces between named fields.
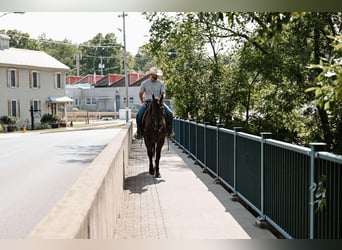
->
xmin=0 ymin=34 xmax=70 ymax=128
xmin=66 ymin=73 xmax=148 ymax=113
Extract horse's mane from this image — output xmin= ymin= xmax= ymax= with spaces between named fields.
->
xmin=143 ymin=95 xmax=166 ymax=136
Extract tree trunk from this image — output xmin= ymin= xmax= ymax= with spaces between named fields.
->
xmin=334 ymin=117 xmax=342 ymax=155
xmin=317 ymin=107 xmax=333 ymax=151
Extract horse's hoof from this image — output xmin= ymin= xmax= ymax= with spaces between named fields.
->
xmin=149 ymin=169 xmax=154 ymax=175
xmin=155 ymin=173 xmax=161 ymax=178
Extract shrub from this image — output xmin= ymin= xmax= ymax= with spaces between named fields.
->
xmin=40 ymin=114 xmax=62 ymax=124
xmin=0 ymin=115 xmax=18 ymax=132
xmin=0 ymin=115 xmax=18 ymax=125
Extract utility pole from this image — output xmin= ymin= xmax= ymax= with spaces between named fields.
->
xmin=74 ymin=53 xmax=82 ymax=76
xmin=119 ymin=12 xmax=129 ymax=123
xmin=99 ymin=56 xmax=105 ymax=75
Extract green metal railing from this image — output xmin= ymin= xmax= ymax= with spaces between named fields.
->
xmin=172 ymin=118 xmax=342 ymax=239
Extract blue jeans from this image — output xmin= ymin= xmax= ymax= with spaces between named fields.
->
xmin=136 ymin=101 xmax=173 ymax=132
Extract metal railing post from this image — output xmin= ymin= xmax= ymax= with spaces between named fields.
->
xmin=215 ymin=123 xmax=223 ymax=182
xmin=233 ymin=127 xmax=242 ymax=195
xmin=194 ymin=120 xmax=198 ymax=164
xmin=203 ymin=122 xmax=209 ymax=172
xmin=258 ymin=132 xmax=272 ymax=222
xmin=188 ymin=119 xmax=191 ymax=156
xmin=309 ymin=142 xmax=326 ymax=239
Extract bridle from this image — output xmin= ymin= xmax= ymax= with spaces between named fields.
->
xmin=150 ymin=99 xmax=165 ymax=133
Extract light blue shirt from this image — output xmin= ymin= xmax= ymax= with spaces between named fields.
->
xmin=139 ymin=79 xmax=165 ymax=101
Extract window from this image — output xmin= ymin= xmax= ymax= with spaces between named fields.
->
xmin=91 ymin=98 xmax=97 ymax=105
xmin=31 ymin=71 xmax=40 ymax=89
xmin=8 ymin=69 xmax=18 ymax=88
xmin=8 ymin=99 xmax=20 ymax=117
xmin=86 ymin=98 xmax=91 ymax=105
xmin=129 ymin=97 xmax=134 ymax=104
xmin=55 ymin=72 xmax=62 ymax=89
xmin=75 ymin=98 xmax=81 ymax=105
xmin=11 ymin=100 xmax=17 ymax=116
xmin=10 ymin=70 xmax=16 ymax=87
xmin=32 ymin=99 xmax=40 ymax=111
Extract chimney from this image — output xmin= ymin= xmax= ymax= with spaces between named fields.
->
xmin=0 ymin=34 xmax=10 ymax=50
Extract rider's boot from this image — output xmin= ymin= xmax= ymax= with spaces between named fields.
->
xmin=134 ymin=127 xmax=143 ymax=140
xmin=167 ymin=125 xmax=175 ymax=138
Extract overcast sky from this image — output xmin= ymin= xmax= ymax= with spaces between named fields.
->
xmin=0 ymin=12 xmax=151 ymax=55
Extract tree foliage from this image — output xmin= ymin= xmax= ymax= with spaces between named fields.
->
xmin=144 ymin=12 xmax=342 ymax=154
xmin=78 ymin=33 xmax=123 ymax=75
xmin=1 ymin=29 xmax=134 ymax=76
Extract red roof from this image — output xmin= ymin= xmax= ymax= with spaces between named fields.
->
xmin=94 ymin=74 xmax=124 ymax=87
xmin=66 ymin=76 xmax=83 ymax=84
xmin=109 ymin=74 xmax=124 ymax=84
xmin=73 ymin=74 xmax=104 ymax=84
xmin=67 ymin=73 xmax=147 ymax=87
xmin=129 ymin=73 xmax=145 ymax=84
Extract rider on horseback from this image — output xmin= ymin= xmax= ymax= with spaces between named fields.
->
xmin=134 ymin=67 xmax=175 ymax=140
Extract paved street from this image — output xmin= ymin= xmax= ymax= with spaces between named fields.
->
xmin=0 ymin=124 xmax=123 ymax=238
xmin=114 ymin=138 xmax=276 ymax=239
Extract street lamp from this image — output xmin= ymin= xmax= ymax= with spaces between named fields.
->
xmin=0 ymin=12 xmax=25 ymax=18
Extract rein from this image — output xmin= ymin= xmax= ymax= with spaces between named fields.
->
xmin=150 ymin=99 xmax=165 ymax=132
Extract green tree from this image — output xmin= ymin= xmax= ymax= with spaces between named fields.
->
xmin=145 ymin=12 xmax=214 ymax=120
xmin=306 ymin=34 xmax=342 ymax=154
xmin=37 ymin=33 xmax=78 ymax=70
xmin=79 ymin=33 xmax=123 ymax=75
xmin=1 ymin=29 xmax=40 ymax=50
xmin=134 ymin=45 xmax=155 ymax=73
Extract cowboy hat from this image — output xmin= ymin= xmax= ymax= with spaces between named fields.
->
xmin=147 ymin=66 xmax=159 ymax=75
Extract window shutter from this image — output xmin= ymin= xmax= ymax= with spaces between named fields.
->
xmin=18 ymin=99 xmax=20 ymax=117
xmin=29 ymin=71 xmax=32 ymax=88
xmin=38 ymin=72 xmax=41 ymax=88
xmin=7 ymin=69 xmax=10 ymax=88
xmin=62 ymin=73 xmax=65 ymax=89
xmin=7 ymin=100 xmax=10 ymax=115
xmin=16 ymin=70 xmax=19 ymax=88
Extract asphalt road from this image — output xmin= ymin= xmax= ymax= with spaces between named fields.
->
xmin=0 ymin=127 xmax=121 ymax=238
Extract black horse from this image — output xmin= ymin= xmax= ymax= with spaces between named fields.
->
xmin=143 ymin=94 xmax=167 ymax=178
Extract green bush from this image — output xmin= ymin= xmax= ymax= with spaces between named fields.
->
xmin=0 ymin=115 xmax=18 ymax=125
xmin=0 ymin=115 xmax=18 ymax=132
xmin=40 ymin=114 xmax=62 ymax=124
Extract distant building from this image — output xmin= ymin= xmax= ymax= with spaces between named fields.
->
xmin=0 ymin=34 xmax=71 ymax=128
xmin=66 ymin=73 xmax=147 ymax=113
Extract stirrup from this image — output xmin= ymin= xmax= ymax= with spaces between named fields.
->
xmin=134 ymin=131 xmax=143 ymax=139
xmin=167 ymin=130 xmax=175 ymax=138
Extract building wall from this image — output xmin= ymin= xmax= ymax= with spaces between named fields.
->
xmin=66 ymin=86 xmax=141 ymax=112
xmin=0 ymin=66 xmax=67 ymax=127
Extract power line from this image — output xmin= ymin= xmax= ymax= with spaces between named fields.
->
xmin=81 ymin=54 xmax=120 ymax=59
xmin=79 ymin=44 xmax=122 ymax=48
xmin=5 ymin=33 xmax=123 ymax=48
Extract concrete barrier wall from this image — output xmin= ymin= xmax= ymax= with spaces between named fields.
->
xmin=27 ymin=122 xmax=133 ymax=239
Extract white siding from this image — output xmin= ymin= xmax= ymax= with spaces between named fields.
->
xmin=0 ymin=66 xmax=68 ymax=127
xmin=65 ymin=86 xmax=140 ymax=112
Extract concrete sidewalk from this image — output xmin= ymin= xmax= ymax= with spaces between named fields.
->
xmin=113 ymin=138 xmax=277 ymax=239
